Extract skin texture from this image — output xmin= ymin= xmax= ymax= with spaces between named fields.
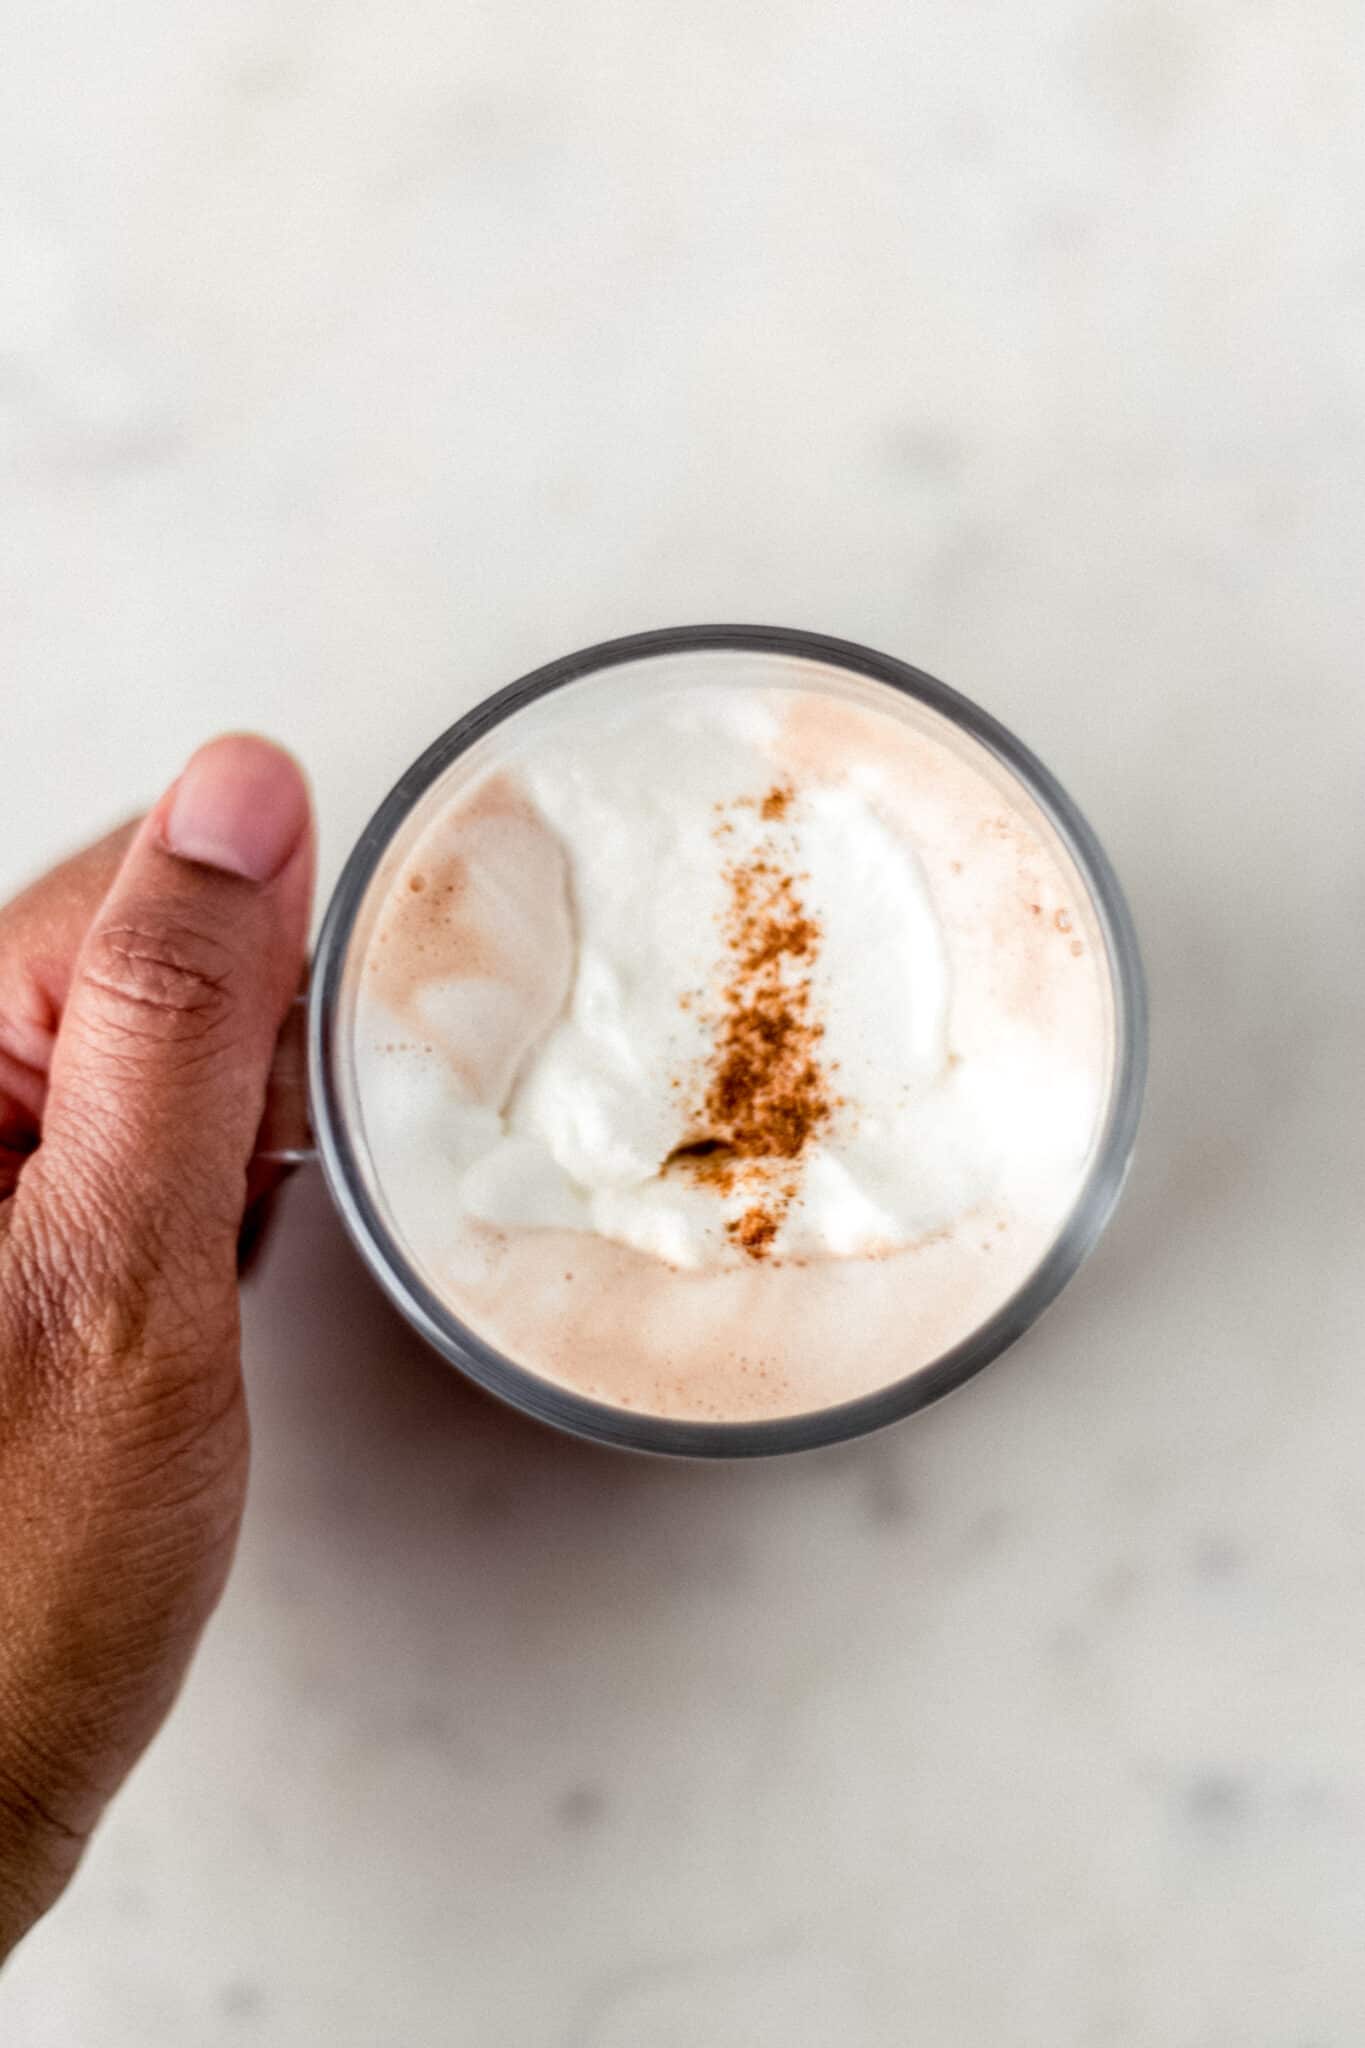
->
xmin=0 ymin=736 xmax=314 ymax=1962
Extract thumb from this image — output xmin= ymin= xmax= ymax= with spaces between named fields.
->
xmin=20 ymin=735 xmax=313 ymax=1295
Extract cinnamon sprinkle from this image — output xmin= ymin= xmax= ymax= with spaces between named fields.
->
xmin=729 ymin=1205 xmax=780 ymax=1258
xmin=668 ymin=782 xmax=835 ymax=1258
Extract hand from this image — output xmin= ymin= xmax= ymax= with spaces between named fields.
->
xmin=0 ymin=736 xmax=313 ymax=1961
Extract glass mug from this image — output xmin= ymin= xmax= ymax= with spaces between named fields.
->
xmin=262 ymin=626 xmax=1146 ymax=1457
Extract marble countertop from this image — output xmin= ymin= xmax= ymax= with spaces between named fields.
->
xmin=4 ymin=4 xmax=1365 ymax=2042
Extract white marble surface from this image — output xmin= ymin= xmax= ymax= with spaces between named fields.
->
xmin=4 ymin=2 xmax=1365 ymax=2041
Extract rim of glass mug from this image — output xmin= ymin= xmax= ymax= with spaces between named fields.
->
xmin=306 ymin=624 xmax=1148 ymax=1459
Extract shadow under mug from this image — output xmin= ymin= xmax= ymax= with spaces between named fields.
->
xmin=259 ymin=625 xmax=1147 ymax=1458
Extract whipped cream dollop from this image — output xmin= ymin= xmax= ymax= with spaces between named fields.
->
xmin=354 ymin=681 xmax=1108 ymax=1290
xmin=504 ymin=696 xmax=960 ymax=1263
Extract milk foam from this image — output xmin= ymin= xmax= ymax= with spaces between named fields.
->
xmin=352 ymin=671 xmax=1113 ymax=1421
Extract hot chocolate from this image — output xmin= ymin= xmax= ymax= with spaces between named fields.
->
xmin=345 ymin=655 xmax=1114 ymax=1424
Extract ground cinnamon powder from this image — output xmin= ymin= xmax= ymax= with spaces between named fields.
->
xmin=669 ymin=782 xmax=834 ymax=1258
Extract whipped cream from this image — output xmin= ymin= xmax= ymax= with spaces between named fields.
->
xmin=351 ymin=665 xmax=1112 ymax=1420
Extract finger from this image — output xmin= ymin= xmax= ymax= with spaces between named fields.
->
xmin=0 ymin=1113 xmax=37 ymax=1202
xmin=238 ymin=989 xmax=310 ymax=1269
xmin=252 ymin=986 xmax=310 ymax=1168
xmin=14 ymin=736 xmax=314 ymax=1301
xmin=0 ymin=824 xmax=139 ymax=1197
xmin=237 ymin=1180 xmax=286 ymax=1278
xmin=0 ymin=821 xmax=139 ymax=1112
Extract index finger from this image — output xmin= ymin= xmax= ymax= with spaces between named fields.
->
xmin=0 ymin=820 xmax=141 ymax=1088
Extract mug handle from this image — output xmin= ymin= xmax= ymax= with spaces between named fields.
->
xmin=255 ymin=990 xmax=317 ymax=1166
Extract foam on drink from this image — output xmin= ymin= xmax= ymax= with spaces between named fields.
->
xmin=351 ymin=673 xmax=1113 ymax=1421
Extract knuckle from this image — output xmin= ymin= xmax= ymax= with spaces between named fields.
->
xmin=0 ymin=1197 xmax=85 ymax=1373
xmin=3 ymin=1203 xmax=246 ymax=1540
xmin=53 ymin=1105 xmax=247 ymax=1258
xmin=81 ymin=911 xmax=237 ymax=1047
xmin=5 ymin=1180 xmax=235 ymax=1396
xmin=0 ymin=961 xmax=57 ymax=1074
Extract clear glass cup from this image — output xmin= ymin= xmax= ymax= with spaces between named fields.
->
xmin=299 ymin=626 xmax=1147 ymax=1458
